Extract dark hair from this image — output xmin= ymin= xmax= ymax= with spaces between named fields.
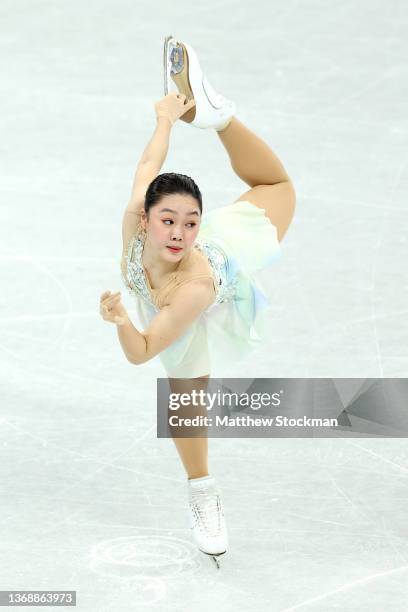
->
xmin=144 ymin=172 xmax=202 ymax=216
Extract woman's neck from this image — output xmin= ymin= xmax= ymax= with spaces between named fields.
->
xmin=142 ymin=240 xmax=183 ymax=279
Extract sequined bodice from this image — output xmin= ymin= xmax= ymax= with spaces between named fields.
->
xmin=121 ymin=233 xmax=238 ymax=308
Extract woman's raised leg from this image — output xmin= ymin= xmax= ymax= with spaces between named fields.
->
xmin=216 ymin=117 xmax=296 ymax=242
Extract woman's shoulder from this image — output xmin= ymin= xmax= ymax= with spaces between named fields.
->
xmin=165 ymin=275 xmax=216 ymax=311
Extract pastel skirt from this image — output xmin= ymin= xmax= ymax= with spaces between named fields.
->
xmin=134 ymin=200 xmax=281 ymax=378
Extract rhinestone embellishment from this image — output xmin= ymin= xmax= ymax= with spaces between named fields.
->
xmin=121 ymin=234 xmax=237 ymax=307
xmin=121 ymin=234 xmax=152 ymax=306
xmin=193 ymin=239 xmax=238 ymax=304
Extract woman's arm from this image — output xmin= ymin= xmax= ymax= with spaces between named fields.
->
xmin=125 ymin=117 xmax=172 ymax=217
xmin=138 ymin=117 xmax=172 ymax=167
xmin=125 ymin=93 xmax=195 ymax=216
xmin=115 ymin=279 xmax=215 ymax=365
xmin=116 ymin=316 xmax=147 ymax=364
xmin=122 ymin=94 xmax=195 ymax=251
xmin=122 ymin=117 xmax=172 ymax=257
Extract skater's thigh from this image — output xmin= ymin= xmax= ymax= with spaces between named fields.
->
xmin=168 ymin=375 xmax=210 ymax=428
xmin=234 ymin=181 xmax=296 ymax=242
xmin=168 ymin=374 xmax=210 ymax=395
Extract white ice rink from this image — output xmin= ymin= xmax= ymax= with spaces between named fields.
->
xmin=1 ymin=0 xmax=408 ymax=610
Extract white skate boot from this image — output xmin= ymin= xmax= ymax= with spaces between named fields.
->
xmin=163 ymin=35 xmax=236 ymax=131
xmin=187 ymin=475 xmax=228 ymax=568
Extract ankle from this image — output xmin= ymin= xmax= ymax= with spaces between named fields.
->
xmin=188 ymin=473 xmax=210 ymax=481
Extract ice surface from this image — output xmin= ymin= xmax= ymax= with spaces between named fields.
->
xmin=1 ymin=0 xmax=408 ymax=609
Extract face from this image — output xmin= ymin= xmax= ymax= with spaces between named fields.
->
xmin=142 ymin=193 xmax=201 ymax=262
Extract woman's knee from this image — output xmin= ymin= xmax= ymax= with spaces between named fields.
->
xmin=234 ymin=181 xmax=296 ymax=241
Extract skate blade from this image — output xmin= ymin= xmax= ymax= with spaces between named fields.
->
xmin=163 ymin=37 xmax=196 ymax=124
xmin=163 ymin=35 xmax=174 ymax=96
xmin=200 ymin=549 xmax=226 ymax=569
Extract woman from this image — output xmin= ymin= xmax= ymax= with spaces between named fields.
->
xmin=99 ymin=37 xmax=296 ymax=567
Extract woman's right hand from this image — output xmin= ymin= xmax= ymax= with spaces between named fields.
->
xmin=154 ymin=92 xmax=196 ymax=126
xmin=99 ymin=290 xmax=129 ymax=326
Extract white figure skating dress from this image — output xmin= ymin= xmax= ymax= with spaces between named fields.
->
xmin=121 ymin=200 xmax=281 ymax=378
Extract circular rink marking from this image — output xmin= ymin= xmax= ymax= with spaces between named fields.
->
xmin=89 ymin=533 xmax=201 ymax=591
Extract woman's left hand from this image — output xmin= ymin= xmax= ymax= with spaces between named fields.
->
xmin=100 ymin=291 xmax=129 ymax=326
xmin=154 ymin=92 xmax=196 ymax=125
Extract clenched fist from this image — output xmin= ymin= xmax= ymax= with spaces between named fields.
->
xmin=99 ymin=290 xmax=129 ymax=326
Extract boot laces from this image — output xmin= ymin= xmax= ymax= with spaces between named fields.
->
xmin=190 ymin=487 xmax=223 ymax=537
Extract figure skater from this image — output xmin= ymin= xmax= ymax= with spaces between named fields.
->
xmin=99 ymin=36 xmax=296 ymax=568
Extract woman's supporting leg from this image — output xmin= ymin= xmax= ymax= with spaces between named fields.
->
xmin=171 ymin=437 xmax=208 ymax=480
xmin=216 ymin=117 xmax=296 ymax=241
xmin=168 ymin=376 xmax=210 ymax=480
